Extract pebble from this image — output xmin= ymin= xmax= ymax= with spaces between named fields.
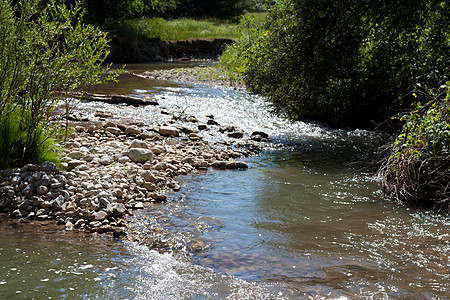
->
xmin=0 ymin=114 xmax=262 ymax=238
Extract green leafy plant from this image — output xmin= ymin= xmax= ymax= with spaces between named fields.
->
xmin=221 ymin=0 xmax=450 ymax=129
xmin=380 ymin=83 xmax=450 ymax=212
xmin=0 ymin=0 xmax=119 ymax=169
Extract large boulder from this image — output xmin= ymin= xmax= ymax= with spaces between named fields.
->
xmin=128 ymin=148 xmax=153 ymax=163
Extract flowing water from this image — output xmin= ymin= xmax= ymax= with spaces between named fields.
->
xmin=1 ymin=63 xmax=448 ymax=299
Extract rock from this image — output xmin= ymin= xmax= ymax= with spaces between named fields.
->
xmin=36 ymin=208 xmax=46 ymax=217
xmin=150 ymin=145 xmax=165 ymax=154
xmin=188 ymin=133 xmax=202 ymax=141
xmin=198 ymin=124 xmax=208 ymax=131
xmin=251 ymin=131 xmax=269 ymax=138
xmin=177 ymin=125 xmax=195 ymax=134
xmin=118 ymin=156 xmax=130 ymax=163
xmin=88 ymin=221 xmax=102 ymax=228
xmin=12 ymin=209 xmax=22 ymax=218
xmin=25 ymin=164 xmax=39 ymax=172
xmin=116 ymin=118 xmax=143 ymax=131
xmin=143 ymin=182 xmax=156 ymax=191
xmin=128 ymin=148 xmax=153 ymax=163
xmin=39 ymin=161 xmax=59 ymax=173
xmin=68 ymin=151 xmax=84 ymax=159
xmin=61 ymin=201 xmax=76 ymax=212
xmin=68 ymin=160 xmax=84 ymax=170
xmin=65 ymin=221 xmax=74 ymax=231
xmin=211 ymin=160 xmax=249 ymax=170
xmin=228 ymin=132 xmax=244 ymax=138
xmin=50 ymin=182 xmax=63 ymax=189
xmin=124 ymin=125 xmax=142 ymax=135
xmin=106 ymin=203 xmax=127 ymax=217
xmin=22 ymin=183 xmax=34 ymax=197
xmin=134 ymin=202 xmax=144 ymax=209
xmin=158 ymin=126 xmax=180 ymax=137
xmin=141 ymin=170 xmax=156 ymax=182
xmin=52 ymin=195 xmax=65 ymax=211
xmin=152 ymin=194 xmax=167 ymax=202
xmin=219 ymin=126 xmax=235 ymax=133
xmin=92 ymin=210 xmax=109 ymax=221
xmin=207 ymin=119 xmax=219 ymax=125
xmin=11 ymin=176 xmax=21 ymax=186
xmin=251 ymin=135 xmax=263 ymax=141
xmin=105 ymin=127 xmax=122 ymax=136
xmin=36 ymin=186 xmax=48 ymax=195
xmin=129 ymin=140 xmax=149 ymax=149
xmin=100 ymin=156 xmax=112 ymax=165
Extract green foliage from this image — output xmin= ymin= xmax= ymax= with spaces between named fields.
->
xmin=160 ymin=0 xmax=245 ymax=21
xmin=79 ymin=0 xmax=158 ymax=21
xmin=380 ymin=83 xmax=450 ymax=212
xmin=221 ymin=0 xmax=450 ymax=129
xmin=0 ymin=0 xmax=118 ymax=169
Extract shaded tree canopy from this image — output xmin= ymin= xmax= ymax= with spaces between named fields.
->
xmin=222 ymin=0 xmax=450 ymax=129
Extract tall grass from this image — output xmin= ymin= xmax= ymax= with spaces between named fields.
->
xmin=107 ymin=13 xmax=266 ymax=42
xmin=0 ymin=110 xmax=61 ymax=169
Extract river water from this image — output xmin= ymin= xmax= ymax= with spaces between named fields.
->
xmin=1 ymin=63 xmax=448 ymax=299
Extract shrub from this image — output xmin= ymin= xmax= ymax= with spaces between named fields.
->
xmin=0 ymin=0 xmax=118 ymax=169
xmin=379 ymin=83 xmax=450 ymax=213
xmin=221 ymin=0 xmax=450 ymax=129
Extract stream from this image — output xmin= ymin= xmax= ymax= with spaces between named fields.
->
xmin=1 ymin=63 xmax=448 ymax=299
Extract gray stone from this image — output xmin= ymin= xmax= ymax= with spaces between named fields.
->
xmin=52 ymin=195 xmax=65 ymax=211
xmin=50 ymin=182 xmax=63 ymax=189
xmin=150 ymin=145 xmax=165 ymax=154
xmin=11 ymin=176 xmax=21 ymax=186
xmin=129 ymin=140 xmax=149 ymax=149
xmin=39 ymin=161 xmax=59 ymax=173
xmin=158 ymin=126 xmax=180 ymax=137
xmin=105 ymin=127 xmax=122 ymax=136
xmin=134 ymin=202 xmax=144 ymax=209
xmin=211 ymin=160 xmax=249 ymax=170
xmin=36 ymin=185 xmax=48 ymax=195
xmin=36 ymin=208 xmax=46 ymax=216
xmin=124 ymin=125 xmax=142 ymax=135
xmin=228 ymin=131 xmax=244 ymax=138
xmin=92 ymin=210 xmax=109 ymax=221
xmin=68 ymin=151 xmax=84 ymax=159
xmin=88 ymin=221 xmax=102 ymax=228
xmin=22 ymin=183 xmax=34 ymax=197
xmin=141 ymin=170 xmax=156 ymax=182
xmin=128 ymin=148 xmax=153 ymax=163
xmin=143 ymin=182 xmax=156 ymax=191
xmin=118 ymin=156 xmax=130 ymax=163
xmin=207 ymin=119 xmax=219 ymax=125
xmin=106 ymin=203 xmax=127 ymax=217
xmin=65 ymin=221 xmax=74 ymax=231
xmin=12 ymin=209 xmax=22 ymax=218
xmin=100 ymin=156 xmax=112 ymax=165
xmin=68 ymin=160 xmax=84 ymax=170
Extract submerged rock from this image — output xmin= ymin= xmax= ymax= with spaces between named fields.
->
xmin=211 ymin=160 xmax=249 ymax=170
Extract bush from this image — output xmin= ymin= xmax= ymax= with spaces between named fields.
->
xmin=0 ymin=0 xmax=118 ymax=169
xmin=379 ymin=83 xmax=450 ymax=213
xmin=221 ymin=0 xmax=450 ymax=129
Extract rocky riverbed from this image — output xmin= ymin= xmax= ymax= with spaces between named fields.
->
xmin=0 ymin=106 xmax=266 ymax=240
xmin=135 ymin=65 xmax=245 ymax=89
